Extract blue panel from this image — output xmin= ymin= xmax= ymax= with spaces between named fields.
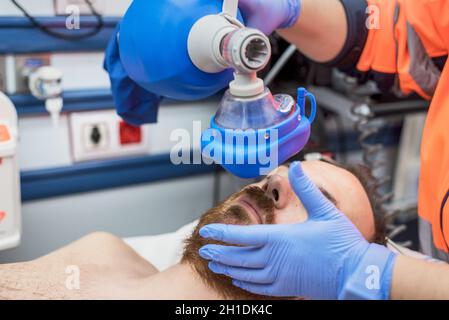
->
xmin=0 ymin=16 xmax=119 ymax=53
xmin=21 ymin=154 xmax=218 ymax=202
xmin=10 ymin=89 xmax=114 ymax=116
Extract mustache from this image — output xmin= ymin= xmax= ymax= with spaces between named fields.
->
xmin=230 ymin=186 xmax=276 ymax=224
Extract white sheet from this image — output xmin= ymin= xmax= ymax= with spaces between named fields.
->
xmin=124 ymin=220 xmax=198 ymax=271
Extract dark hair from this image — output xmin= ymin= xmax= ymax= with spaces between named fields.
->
xmin=339 ymin=163 xmax=387 ymax=245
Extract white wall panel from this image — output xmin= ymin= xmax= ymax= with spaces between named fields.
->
xmin=18 ymin=114 xmax=73 ymax=170
xmin=51 ymin=53 xmax=110 ymax=90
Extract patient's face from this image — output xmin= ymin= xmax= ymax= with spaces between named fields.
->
xmin=183 ymin=160 xmax=376 ymax=299
xmin=247 ymin=160 xmax=375 ymax=239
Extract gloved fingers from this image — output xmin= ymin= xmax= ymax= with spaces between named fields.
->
xmin=288 ymin=161 xmax=339 ymax=221
xmin=232 ymin=280 xmax=279 ymax=297
xmin=200 ymin=224 xmax=269 ymax=246
xmin=237 ymin=0 xmax=256 ymax=10
xmin=208 ymin=262 xmax=276 ymax=284
xmin=237 ymin=0 xmax=273 ymax=35
xmin=237 ymin=0 xmax=256 ymax=20
xmin=243 ymin=15 xmax=260 ymax=31
xmin=199 ymin=244 xmax=267 ymax=268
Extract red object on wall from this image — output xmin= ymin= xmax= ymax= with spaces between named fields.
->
xmin=119 ymin=121 xmax=142 ymax=145
xmin=0 ymin=211 xmax=6 ymax=223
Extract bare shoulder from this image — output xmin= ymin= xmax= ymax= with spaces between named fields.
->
xmin=0 ymin=259 xmax=75 ymax=299
xmin=0 ymin=232 xmax=159 ymax=299
xmin=40 ymin=232 xmax=159 ymax=276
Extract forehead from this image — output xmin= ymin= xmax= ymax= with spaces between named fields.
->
xmin=268 ymin=160 xmax=355 ymax=187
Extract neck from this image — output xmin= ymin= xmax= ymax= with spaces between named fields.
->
xmin=136 ymin=263 xmax=224 ymax=300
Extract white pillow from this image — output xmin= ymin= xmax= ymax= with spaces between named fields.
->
xmin=124 ymin=220 xmax=199 ymax=271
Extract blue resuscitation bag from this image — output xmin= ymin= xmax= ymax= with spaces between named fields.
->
xmin=104 ymin=0 xmax=245 ymax=125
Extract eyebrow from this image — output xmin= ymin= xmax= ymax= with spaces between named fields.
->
xmin=319 ymin=187 xmax=338 ymax=207
xmin=280 ymin=163 xmax=338 ymax=207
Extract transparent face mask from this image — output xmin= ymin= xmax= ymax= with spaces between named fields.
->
xmin=214 ymin=88 xmax=296 ymax=130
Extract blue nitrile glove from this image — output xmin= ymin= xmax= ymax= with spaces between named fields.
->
xmin=239 ymin=0 xmax=301 ymax=35
xmin=199 ymin=162 xmax=397 ymax=300
xmin=104 ymin=24 xmax=162 ymax=126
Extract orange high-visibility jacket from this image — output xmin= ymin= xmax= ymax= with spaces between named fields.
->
xmin=356 ymin=0 xmax=449 ymax=251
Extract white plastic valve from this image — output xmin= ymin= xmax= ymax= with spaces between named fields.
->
xmin=28 ymin=66 xmax=64 ymax=127
xmin=45 ymin=97 xmax=64 ymax=128
xmin=222 ymin=0 xmax=239 ymax=18
xmin=187 ymin=0 xmax=271 ymax=97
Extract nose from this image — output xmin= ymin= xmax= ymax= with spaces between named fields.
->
xmin=265 ymin=174 xmax=289 ymax=209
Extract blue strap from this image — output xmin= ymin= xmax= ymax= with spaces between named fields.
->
xmin=103 ymin=23 xmax=162 ymax=125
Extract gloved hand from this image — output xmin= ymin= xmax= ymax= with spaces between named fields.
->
xmin=104 ymin=24 xmax=162 ymax=126
xmin=199 ymin=162 xmax=397 ymax=300
xmin=238 ymin=0 xmax=302 ymax=35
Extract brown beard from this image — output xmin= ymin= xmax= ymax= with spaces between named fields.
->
xmin=182 ymin=186 xmax=279 ymax=300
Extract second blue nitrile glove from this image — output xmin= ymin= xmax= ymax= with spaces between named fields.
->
xmin=238 ymin=0 xmax=301 ymax=35
xmin=199 ymin=162 xmax=397 ymax=300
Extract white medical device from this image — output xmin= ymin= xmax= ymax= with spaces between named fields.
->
xmin=28 ymin=66 xmax=63 ymax=127
xmin=0 ymin=92 xmax=21 ymax=251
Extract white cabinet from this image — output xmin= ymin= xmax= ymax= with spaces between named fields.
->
xmin=0 ymin=92 xmax=21 ymax=251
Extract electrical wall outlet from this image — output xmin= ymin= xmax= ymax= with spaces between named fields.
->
xmin=70 ymin=110 xmax=151 ymax=162
xmin=82 ymin=122 xmax=109 ymax=151
xmin=54 ymin=0 xmax=106 ymax=15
